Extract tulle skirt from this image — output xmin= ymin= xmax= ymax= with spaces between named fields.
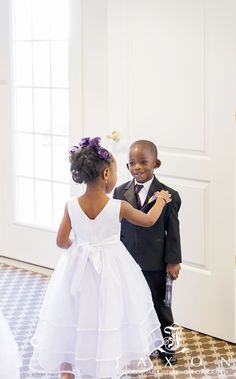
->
xmin=30 ymin=241 xmax=163 ymax=378
xmin=0 ymin=310 xmax=21 ymax=379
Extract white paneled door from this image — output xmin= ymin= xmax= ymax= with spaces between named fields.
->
xmin=104 ymin=0 xmax=236 ymax=342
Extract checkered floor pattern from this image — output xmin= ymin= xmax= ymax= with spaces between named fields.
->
xmin=0 ymin=261 xmax=235 ymax=379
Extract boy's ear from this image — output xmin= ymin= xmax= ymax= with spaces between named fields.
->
xmin=126 ymin=163 xmax=130 ymax=170
xmin=155 ymin=159 xmax=161 ymax=168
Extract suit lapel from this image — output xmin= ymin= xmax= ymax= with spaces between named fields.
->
xmin=143 ymin=176 xmax=163 ymax=208
xmin=123 ymin=177 xmax=163 ymax=210
xmin=124 ymin=180 xmax=138 ymax=208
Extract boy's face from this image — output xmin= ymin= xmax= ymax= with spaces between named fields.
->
xmin=127 ymin=144 xmax=160 ymax=183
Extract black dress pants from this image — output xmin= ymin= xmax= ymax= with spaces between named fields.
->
xmin=142 ymin=269 xmax=174 ymax=340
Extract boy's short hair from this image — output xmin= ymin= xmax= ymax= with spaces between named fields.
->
xmin=130 ymin=140 xmax=158 ymax=158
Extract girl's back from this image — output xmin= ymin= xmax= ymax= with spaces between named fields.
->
xmin=68 ymin=197 xmax=121 ymax=244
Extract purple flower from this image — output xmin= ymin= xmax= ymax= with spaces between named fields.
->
xmin=69 ymin=136 xmax=111 ymax=160
xmin=79 ymin=137 xmax=91 ymax=148
xmin=68 ymin=145 xmax=79 ymax=155
xmin=97 ymin=148 xmax=110 ymax=160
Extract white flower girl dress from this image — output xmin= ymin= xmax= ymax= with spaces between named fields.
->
xmin=0 ymin=310 xmax=21 ymax=379
xmin=30 ymin=198 xmax=163 ymax=378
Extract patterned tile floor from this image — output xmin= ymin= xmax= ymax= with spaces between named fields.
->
xmin=0 ymin=260 xmax=236 ymax=379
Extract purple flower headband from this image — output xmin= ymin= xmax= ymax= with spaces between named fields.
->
xmin=69 ymin=137 xmax=111 ymax=160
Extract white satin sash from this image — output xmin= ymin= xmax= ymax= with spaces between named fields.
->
xmin=67 ymin=235 xmax=119 ymax=295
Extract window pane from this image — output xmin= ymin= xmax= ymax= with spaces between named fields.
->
xmin=34 ymin=135 xmax=51 ymax=180
xmin=52 ymin=136 xmax=70 ymax=183
xmin=13 ymin=0 xmax=32 ymax=40
xmin=34 ymin=88 xmax=51 ymax=133
xmin=51 ymin=42 xmax=68 ymax=88
xmin=35 ymin=180 xmax=52 ymax=226
xmin=52 ymin=89 xmax=69 ymax=135
xmin=32 ymin=0 xmax=51 ymax=40
xmin=15 ymin=42 xmax=32 ymax=86
xmin=16 ymin=133 xmax=34 ymax=177
xmin=53 ymin=182 xmax=70 ymax=227
xmin=13 ymin=0 xmax=70 ymax=230
xmin=16 ymin=177 xmax=34 ymax=223
xmin=33 ymin=42 xmax=50 ymax=87
xmin=51 ymin=0 xmax=69 ymax=40
xmin=16 ymin=88 xmax=33 ymax=132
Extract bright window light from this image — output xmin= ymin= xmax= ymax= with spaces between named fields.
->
xmin=12 ymin=0 xmax=70 ymax=229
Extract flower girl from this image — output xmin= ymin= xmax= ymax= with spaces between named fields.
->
xmin=30 ymin=137 xmax=172 ymax=379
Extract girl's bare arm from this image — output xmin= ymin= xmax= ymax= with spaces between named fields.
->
xmin=120 ymin=190 xmax=171 ymax=227
xmin=56 ymin=204 xmax=73 ymax=249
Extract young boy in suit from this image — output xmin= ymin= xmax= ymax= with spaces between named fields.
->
xmin=113 ymin=140 xmax=181 ymax=365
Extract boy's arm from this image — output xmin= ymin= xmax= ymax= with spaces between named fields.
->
xmin=165 ymin=192 xmax=182 ymax=279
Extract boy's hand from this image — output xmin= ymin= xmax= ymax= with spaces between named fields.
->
xmin=166 ymin=263 xmax=181 ymax=280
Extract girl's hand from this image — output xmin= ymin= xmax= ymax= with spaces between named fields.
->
xmin=156 ymin=190 xmax=172 ymax=204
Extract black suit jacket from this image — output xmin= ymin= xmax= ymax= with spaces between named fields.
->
xmin=113 ymin=176 xmax=182 ymax=270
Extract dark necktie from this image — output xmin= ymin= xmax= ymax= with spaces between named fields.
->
xmin=134 ymin=184 xmax=144 ymax=209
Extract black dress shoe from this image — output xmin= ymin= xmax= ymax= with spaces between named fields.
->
xmin=157 ymin=350 xmax=177 ymax=366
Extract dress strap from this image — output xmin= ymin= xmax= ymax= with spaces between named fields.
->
xmin=67 ymin=196 xmax=79 ymax=226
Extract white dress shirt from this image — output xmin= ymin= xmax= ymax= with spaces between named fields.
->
xmin=135 ymin=176 xmax=154 ymax=207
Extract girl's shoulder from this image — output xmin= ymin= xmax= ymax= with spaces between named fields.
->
xmin=66 ymin=196 xmax=78 ymax=206
xmin=110 ymin=197 xmax=122 ymax=205
xmin=66 ymin=196 xmax=79 ymax=214
xmin=110 ymin=198 xmax=121 ymax=204
xmin=107 ymin=198 xmax=122 ymax=216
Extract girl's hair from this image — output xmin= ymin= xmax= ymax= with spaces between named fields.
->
xmin=69 ymin=137 xmax=113 ymax=184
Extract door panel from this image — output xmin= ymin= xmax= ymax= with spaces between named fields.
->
xmin=106 ymin=0 xmax=236 ymax=342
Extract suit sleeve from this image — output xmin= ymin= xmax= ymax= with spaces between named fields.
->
xmin=164 ymin=192 xmax=182 ymax=264
xmin=113 ymin=188 xmax=118 ymax=199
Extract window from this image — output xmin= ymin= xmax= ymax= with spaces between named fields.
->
xmin=12 ymin=0 xmax=70 ymax=229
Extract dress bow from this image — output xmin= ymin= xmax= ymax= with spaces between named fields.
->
xmin=68 ymin=236 xmax=119 ymax=295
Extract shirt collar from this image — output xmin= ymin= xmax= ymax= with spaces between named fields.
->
xmin=135 ymin=176 xmax=154 ymax=194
